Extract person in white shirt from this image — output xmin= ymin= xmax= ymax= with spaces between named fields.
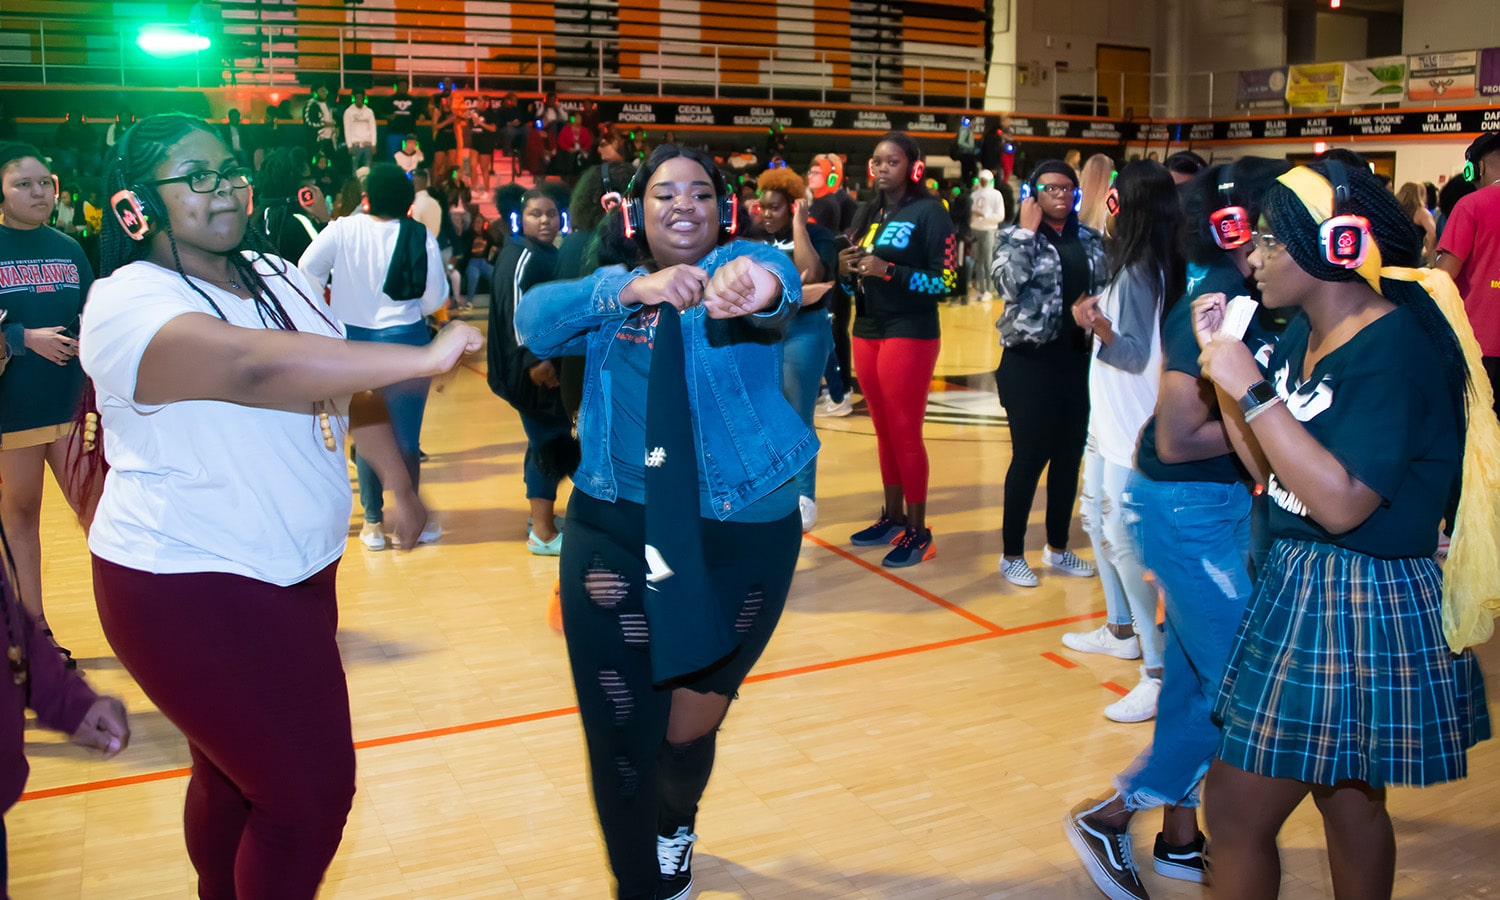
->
xmin=299 ymin=163 xmax=450 ymax=551
xmin=1067 ymin=159 xmax=1184 ymax=724
xmin=969 ymin=169 xmax=1005 ymax=302
xmin=394 ymin=134 xmax=424 ymax=174
xmin=81 ymin=114 xmax=481 ymax=900
xmin=343 ymin=88 xmax=378 ymax=171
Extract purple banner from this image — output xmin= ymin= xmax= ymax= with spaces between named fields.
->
xmin=1481 ymin=47 xmax=1500 ymax=98
xmin=1237 ymin=67 xmax=1288 ymax=109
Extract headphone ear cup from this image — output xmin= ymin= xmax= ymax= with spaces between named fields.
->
xmin=720 ymin=192 xmax=738 ymax=235
xmin=623 ymin=197 xmax=643 ymax=239
xmin=910 ymin=159 xmax=925 ymax=183
xmin=110 ymin=189 xmax=153 ymax=241
xmin=868 ymin=159 xmax=876 ymax=179
xmin=1465 ymin=160 xmax=1476 ymax=182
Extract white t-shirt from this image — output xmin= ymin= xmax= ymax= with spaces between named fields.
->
xmin=1087 ymin=265 xmax=1162 ymax=468
xmin=297 ymin=214 xmax=449 ymax=329
xmin=80 ymin=255 xmax=353 ymax=587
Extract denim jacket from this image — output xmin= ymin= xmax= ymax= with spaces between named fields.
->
xmin=515 ymin=240 xmax=818 ymax=520
xmin=992 ymin=221 xmax=1108 ymax=348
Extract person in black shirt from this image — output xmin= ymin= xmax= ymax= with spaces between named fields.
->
xmin=1063 ymin=156 xmax=1289 ymax=900
xmin=992 ymin=160 xmax=1109 ymax=588
xmin=384 ymin=80 xmax=418 ymax=160
xmin=838 ymin=132 xmax=956 ymax=567
xmin=1194 ymin=161 xmax=1494 ymax=900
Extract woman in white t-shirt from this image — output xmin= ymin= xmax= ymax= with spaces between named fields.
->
xmin=1065 ymin=160 xmax=1184 ymax=722
xmin=79 ymin=115 xmax=480 ymax=899
xmin=299 ymin=163 xmax=450 ymax=551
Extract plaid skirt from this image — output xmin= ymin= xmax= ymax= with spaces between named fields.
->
xmin=1216 ymin=539 xmax=1491 ymax=788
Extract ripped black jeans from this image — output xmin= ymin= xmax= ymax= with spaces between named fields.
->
xmin=560 ymin=491 xmax=801 ymax=900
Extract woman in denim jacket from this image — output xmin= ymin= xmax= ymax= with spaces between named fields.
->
xmin=992 ymin=159 xmax=1109 ymax=588
xmin=515 ymin=144 xmax=813 ymax=900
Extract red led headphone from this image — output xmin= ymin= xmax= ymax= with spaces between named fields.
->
xmin=867 ymin=154 xmax=926 ymax=183
xmin=1318 ymin=160 xmax=1371 ymax=270
xmin=1209 ymin=163 xmax=1252 ymax=251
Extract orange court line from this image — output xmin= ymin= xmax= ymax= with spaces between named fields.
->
xmin=1101 ymin=681 xmax=1130 ymax=696
xmin=1041 ymin=651 xmax=1078 ymax=669
xmin=802 ymin=533 xmax=1006 ymax=634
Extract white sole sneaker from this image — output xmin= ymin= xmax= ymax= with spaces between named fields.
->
xmin=360 ymin=523 xmax=386 ymax=552
xmin=1000 ymin=557 xmax=1039 ymax=588
xmin=1043 ymin=547 xmax=1096 ymax=577
xmin=1105 ymin=668 xmax=1162 ymax=723
xmin=1061 ymin=625 xmax=1143 ymax=660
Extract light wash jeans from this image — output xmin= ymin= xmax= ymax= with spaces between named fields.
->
xmin=781 ymin=308 xmax=833 ymax=500
xmin=1080 ymin=444 xmax=1164 ymax=671
xmin=1114 ymin=471 xmax=1253 ymax=810
xmin=972 ymin=228 xmax=996 ymax=295
xmin=346 ymin=321 xmax=431 ymax=524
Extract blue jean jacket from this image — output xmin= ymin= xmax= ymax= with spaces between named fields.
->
xmin=515 ymin=240 xmax=818 ymax=520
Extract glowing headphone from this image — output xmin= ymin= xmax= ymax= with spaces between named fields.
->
xmin=1464 ymin=133 xmax=1500 ymax=182
xmin=1316 ymin=160 xmax=1372 ymax=270
xmin=1208 ymin=162 xmax=1253 ymax=250
xmin=108 ymin=129 xmax=168 ymax=242
xmin=867 ymin=152 xmax=926 ymax=184
xmin=621 ymin=153 xmax=738 ymax=241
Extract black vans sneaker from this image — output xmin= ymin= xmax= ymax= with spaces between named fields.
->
xmin=1064 ymin=798 xmax=1149 ymax=900
xmin=1153 ymin=831 xmax=1208 ymax=883
xmin=657 ymin=826 xmax=697 ymax=900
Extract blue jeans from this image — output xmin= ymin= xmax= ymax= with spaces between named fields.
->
xmin=346 ymin=321 xmax=431 ymax=524
xmin=516 ymin=408 xmax=572 ymax=501
xmin=1115 ymin=472 xmax=1253 ymax=810
xmin=1081 ymin=445 xmax=1164 ymax=671
xmin=781 ymin=308 xmax=833 ymax=500
xmin=465 ymin=258 xmax=494 ymax=307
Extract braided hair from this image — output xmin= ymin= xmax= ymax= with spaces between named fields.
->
xmin=1262 ymin=160 xmax=1468 ymax=427
xmin=101 ymin=114 xmax=334 ymax=334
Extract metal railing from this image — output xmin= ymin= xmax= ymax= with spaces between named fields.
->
xmin=0 ymin=14 xmax=988 ymax=107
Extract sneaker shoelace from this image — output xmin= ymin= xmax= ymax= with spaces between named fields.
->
xmin=657 ymin=831 xmax=694 ymax=875
xmin=893 ymin=527 xmax=921 ymax=549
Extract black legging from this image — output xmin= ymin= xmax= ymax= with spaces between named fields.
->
xmin=996 ymin=343 xmax=1090 ymax=557
xmin=559 ymin=491 xmax=801 ymax=900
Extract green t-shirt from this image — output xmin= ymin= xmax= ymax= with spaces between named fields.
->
xmin=0 ymin=224 xmax=92 ymax=433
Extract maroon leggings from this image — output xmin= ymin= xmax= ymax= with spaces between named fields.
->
xmin=852 ymin=336 xmax=942 ymax=506
xmin=92 ymin=556 xmax=355 ymax=900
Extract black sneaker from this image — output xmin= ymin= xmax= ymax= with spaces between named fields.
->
xmin=1153 ymin=832 xmax=1208 ymax=884
xmin=657 ymin=826 xmax=696 ymax=900
xmin=881 ymin=526 xmax=935 ymax=568
xmin=1064 ymin=798 xmax=1149 ymax=900
xmin=850 ymin=509 xmax=905 ymax=546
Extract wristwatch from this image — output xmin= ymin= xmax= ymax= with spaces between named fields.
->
xmin=1238 ymin=380 xmax=1278 ymax=415
xmin=881 ymin=261 xmax=895 ymax=281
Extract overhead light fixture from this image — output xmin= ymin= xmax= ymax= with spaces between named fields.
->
xmin=137 ymin=27 xmax=211 ymax=57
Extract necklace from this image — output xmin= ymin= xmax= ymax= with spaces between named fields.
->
xmin=196 ymin=272 xmax=243 ymax=290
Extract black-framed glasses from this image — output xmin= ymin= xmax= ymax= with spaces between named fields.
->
xmin=1036 ymin=183 xmax=1073 ymax=197
xmin=1251 ymin=231 xmax=1283 ymax=255
xmin=144 ymin=167 xmax=252 ymax=194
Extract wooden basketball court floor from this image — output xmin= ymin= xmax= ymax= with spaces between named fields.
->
xmin=11 ymin=301 xmax=1500 ymax=899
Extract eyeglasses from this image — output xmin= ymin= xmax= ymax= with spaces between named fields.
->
xmin=1035 ymin=183 xmax=1074 ymax=197
xmin=1251 ymin=231 xmax=1283 ymax=255
xmin=144 ymin=167 xmax=252 ymax=194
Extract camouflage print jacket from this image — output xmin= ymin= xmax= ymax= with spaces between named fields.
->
xmin=992 ymin=222 xmax=1108 ymax=348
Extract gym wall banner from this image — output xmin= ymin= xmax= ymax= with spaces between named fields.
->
xmin=1481 ymin=48 xmax=1500 ymax=98
xmin=1238 ymin=67 xmax=1289 ymax=110
xmin=1408 ymin=51 xmax=1479 ymax=102
xmin=1341 ymin=57 xmax=1406 ymax=105
xmin=1166 ymin=106 xmax=1500 ymax=142
xmin=1285 ymin=63 xmax=1345 ymax=108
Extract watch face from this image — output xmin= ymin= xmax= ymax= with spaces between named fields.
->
xmin=1245 ymin=381 xmax=1277 ymax=407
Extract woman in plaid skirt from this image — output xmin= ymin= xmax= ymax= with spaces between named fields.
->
xmin=1193 ymin=158 xmax=1493 ymax=899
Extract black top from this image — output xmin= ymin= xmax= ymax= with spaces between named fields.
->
xmin=487 ymin=236 xmax=563 ymax=417
xmin=849 ymin=196 xmax=956 ymax=341
xmin=754 ymin=222 xmax=837 ymax=313
xmin=1262 ymin=305 xmax=1460 ymax=559
xmin=0 ymin=224 xmax=91 ymax=433
xmin=1136 ymin=257 xmax=1274 ymax=483
xmin=387 ymin=90 xmax=418 ymax=135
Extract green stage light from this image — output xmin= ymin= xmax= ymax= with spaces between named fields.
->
xmin=137 ymin=27 xmax=211 ymax=57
